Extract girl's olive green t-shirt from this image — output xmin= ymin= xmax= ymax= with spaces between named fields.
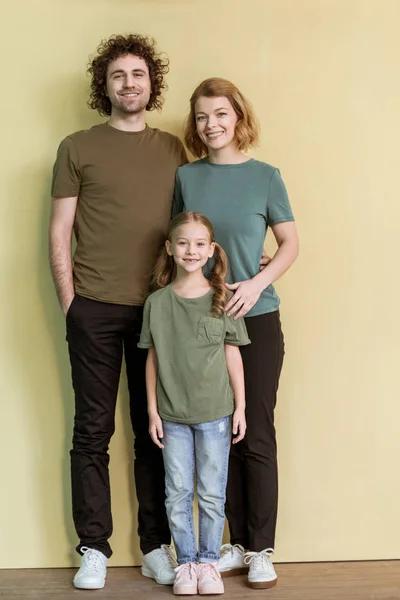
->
xmin=138 ymin=285 xmax=250 ymax=424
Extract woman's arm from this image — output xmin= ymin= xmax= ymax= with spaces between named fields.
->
xmin=146 ymin=347 xmax=164 ymax=449
xmin=224 ymin=344 xmax=246 ymax=444
xmin=226 ymin=221 xmax=299 ymax=319
xmin=254 ymin=221 xmax=299 ymax=288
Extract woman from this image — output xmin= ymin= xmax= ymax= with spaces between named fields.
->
xmin=172 ymin=78 xmax=299 ymax=589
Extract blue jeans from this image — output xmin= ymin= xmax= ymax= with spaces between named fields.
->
xmin=162 ymin=416 xmax=231 ymax=565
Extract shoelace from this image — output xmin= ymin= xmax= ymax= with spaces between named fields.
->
xmin=244 ymin=548 xmax=274 ymax=570
xmin=220 ymin=543 xmax=245 ymax=559
xmin=157 ymin=544 xmax=177 ymax=569
xmin=198 ymin=563 xmax=221 ymax=581
xmin=174 ymin=562 xmax=197 ymax=581
xmin=81 ymin=547 xmax=105 ymax=573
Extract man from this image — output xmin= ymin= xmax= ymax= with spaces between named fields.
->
xmin=49 ymin=34 xmax=187 ymax=590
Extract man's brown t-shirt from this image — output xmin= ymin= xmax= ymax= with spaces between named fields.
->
xmin=51 ymin=124 xmax=187 ymax=305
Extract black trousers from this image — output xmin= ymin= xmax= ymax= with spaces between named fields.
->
xmin=66 ymin=294 xmax=170 ymax=558
xmin=225 ymin=311 xmax=285 ymax=552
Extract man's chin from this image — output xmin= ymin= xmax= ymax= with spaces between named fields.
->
xmin=113 ymin=102 xmax=148 ymax=115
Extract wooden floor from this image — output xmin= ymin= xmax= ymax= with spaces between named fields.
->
xmin=0 ymin=561 xmax=399 ymax=600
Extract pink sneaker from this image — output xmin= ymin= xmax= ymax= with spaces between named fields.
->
xmin=173 ymin=562 xmax=198 ymax=595
xmin=197 ymin=562 xmax=224 ymax=595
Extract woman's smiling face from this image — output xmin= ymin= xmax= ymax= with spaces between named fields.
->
xmin=195 ymin=96 xmax=239 ymax=153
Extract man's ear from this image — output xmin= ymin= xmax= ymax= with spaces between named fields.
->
xmin=165 ymin=240 xmax=173 ymax=256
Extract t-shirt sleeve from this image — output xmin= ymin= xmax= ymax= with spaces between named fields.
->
xmin=138 ymin=298 xmax=154 ymax=348
xmin=266 ymin=168 xmax=295 ymax=225
xmin=224 ymin=314 xmax=251 ymax=346
xmin=51 ymin=136 xmax=81 ymax=198
xmin=171 ymin=168 xmax=184 ymax=218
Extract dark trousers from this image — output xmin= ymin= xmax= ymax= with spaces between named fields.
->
xmin=225 ymin=311 xmax=285 ymax=552
xmin=66 ymin=294 xmax=170 ymax=558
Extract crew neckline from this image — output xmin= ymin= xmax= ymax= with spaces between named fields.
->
xmin=201 ymin=157 xmax=256 ymax=169
xmin=104 ymin=122 xmax=150 ymax=135
xmin=170 ymin=283 xmax=213 ymax=302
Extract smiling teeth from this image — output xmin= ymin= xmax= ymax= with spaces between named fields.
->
xmin=207 ymin=132 xmax=223 ymax=139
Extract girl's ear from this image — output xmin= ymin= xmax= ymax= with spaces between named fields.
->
xmin=165 ymin=240 xmax=173 ymax=256
xmin=208 ymin=241 xmax=216 ymax=258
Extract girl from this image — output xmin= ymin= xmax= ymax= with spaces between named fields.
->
xmin=172 ymin=78 xmax=299 ymax=589
xmin=138 ymin=212 xmax=250 ymax=596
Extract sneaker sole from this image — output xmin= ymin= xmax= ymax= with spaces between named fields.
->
xmin=248 ymin=577 xmax=278 ymax=589
xmin=220 ymin=567 xmax=248 ymax=578
xmin=199 ymin=586 xmax=224 ymax=596
xmin=141 ymin=567 xmax=174 ymax=586
xmin=173 ymin=588 xmax=198 ymax=596
xmin=73 ymin=581 xmax=105 ymax=590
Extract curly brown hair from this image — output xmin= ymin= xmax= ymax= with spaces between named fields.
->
xmin=151 ymin=212 xmax=229 ymax=318
xmin=184 ymin=77 xmax=259 ymax=158
xmin=87 ymin=34 xmax=169 ymax=116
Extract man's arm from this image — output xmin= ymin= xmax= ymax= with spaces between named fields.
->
xmin=146 ymin=347 xmax=164 ymax=449
xmin=224 ymin=344 xmax=246 ymax=444
xmin=49 ymin=196 xmax=78 ymax=316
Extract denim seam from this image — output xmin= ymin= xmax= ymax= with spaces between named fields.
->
xmin=198 ymin=416 xmax=231 ymax=558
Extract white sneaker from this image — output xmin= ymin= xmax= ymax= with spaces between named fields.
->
xmin=141 ymin=544 xmax=177 ymax=585
xmin=244 ymin=548 xmax=278 ymax=589
xmin=73 ymin=547 xmax=107 ymax=590
xmin=217 ymin=543 xmax=248 ymax=577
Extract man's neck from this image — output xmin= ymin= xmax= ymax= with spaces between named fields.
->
xmin=108 ymin=109 xmax=146 ymax=132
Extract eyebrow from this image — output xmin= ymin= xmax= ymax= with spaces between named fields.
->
xmin=195 ymin=107 xmax=228 ymax=115
xmin=176 ymin=237 xmax=208 ymax=241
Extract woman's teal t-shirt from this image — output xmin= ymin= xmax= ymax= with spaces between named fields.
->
xmin=172 ymin=158 xmax=295 ymax=317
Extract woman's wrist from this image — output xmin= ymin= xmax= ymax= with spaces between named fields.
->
xmin=252 ymin=270 xmax=271 ymax=293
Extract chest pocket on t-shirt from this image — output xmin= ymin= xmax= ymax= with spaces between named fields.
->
xmin=197 ymin=316 xmax=224 ymax=344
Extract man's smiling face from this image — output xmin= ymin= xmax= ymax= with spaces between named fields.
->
xmin=106 ymin=54 xmax=151 ymax=116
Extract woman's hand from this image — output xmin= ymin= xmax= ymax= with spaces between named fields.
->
xmin=149 ymin=412 xmax=164 ymax=449
xmin=232 ymin=408 xmax=246 ymax=444
xmin=225 ymin=278 xmax=264 ymax=319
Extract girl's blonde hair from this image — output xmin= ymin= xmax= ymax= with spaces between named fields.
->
xmin=152 ymin=212 xmax=228 ymax=318
xmin=184 ymin=77 xmax=260 ymax=158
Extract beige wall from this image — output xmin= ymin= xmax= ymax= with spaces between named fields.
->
xmin=1 ymin=0 xmax=399 ymax=568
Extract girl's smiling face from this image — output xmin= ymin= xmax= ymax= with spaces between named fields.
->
xmin=166 ymin=222 xmax=215 ymax=273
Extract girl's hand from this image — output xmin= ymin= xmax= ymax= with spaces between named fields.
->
xmin=232 ymin=408 xmax=246 ymax=444
xmin=149 ymin=413 xmax=164 ymax=449
xmin=225 ymin=279 xmax=263 ymax=319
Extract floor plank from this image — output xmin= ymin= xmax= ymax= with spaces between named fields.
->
xmin=0 ymin=561 xmax=399 ymax=600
